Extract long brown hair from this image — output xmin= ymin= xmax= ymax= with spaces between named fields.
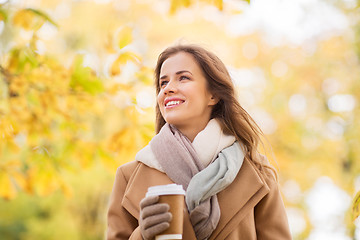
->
xmin=154 ymin=44 xmax=275 ymax=174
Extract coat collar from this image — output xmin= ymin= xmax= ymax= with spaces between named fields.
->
xmin=121 ymin=159 xmax=269 ymax=239
xmin=121 ymin=163 xmax=173 ymax=219
xmin=210 ymin=158 xmax=270 ymax=239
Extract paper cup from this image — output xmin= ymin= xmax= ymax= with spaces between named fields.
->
xmin=146 ymin=184 xmax=185 ymax=240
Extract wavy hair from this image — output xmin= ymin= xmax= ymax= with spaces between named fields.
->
xmin=154 ymin=44 xmax=275 ymax=174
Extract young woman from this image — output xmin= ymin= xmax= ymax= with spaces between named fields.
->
xmin=107 ymin=45 xmax=291 ymax=239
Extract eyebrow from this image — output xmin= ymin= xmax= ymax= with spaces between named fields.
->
xmin=160 ymin=70 xmax=193 ymax=80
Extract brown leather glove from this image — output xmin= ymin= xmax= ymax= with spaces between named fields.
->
xmin=139 ymin=195 xmax=172 ymax=240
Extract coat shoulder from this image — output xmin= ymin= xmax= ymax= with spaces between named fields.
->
xmin=253 ymin=153 xmax=278 ymax=184
xmin=117 ymin=161 xmax=141 ymax=182
xmin=252 ymin=155 xmax=292 ymax=239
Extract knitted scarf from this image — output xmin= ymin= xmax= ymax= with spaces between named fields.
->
xmin=149 ymin=123 xmax=244 ymax=239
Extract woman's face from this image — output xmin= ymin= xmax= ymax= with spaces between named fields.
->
xmin=157 ymin=52 xmax=217 ymax=133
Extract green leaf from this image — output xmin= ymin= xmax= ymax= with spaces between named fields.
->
xmin=8 ymin=47 xmax=39 ymax=73
xmin=70 ymin=56 xmax=104 ymax=95
xmin=26 ymin=8 xmax=58 ymax=28
xmin=0 ymin=8 xmax=8 ymax=22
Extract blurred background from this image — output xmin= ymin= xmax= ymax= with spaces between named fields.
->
xmin=0 ymin=0 xmax=360 ymax=239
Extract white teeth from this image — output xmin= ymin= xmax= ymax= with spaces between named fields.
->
xmin=166 ymin=100 xmax=182 ymax=107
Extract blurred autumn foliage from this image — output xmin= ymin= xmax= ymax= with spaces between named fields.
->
xmin=0 ymin=0 xmax=360 ymax=239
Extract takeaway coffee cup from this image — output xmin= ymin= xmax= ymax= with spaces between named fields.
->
xmin=146 ymin=184 xmax=185 ymax=240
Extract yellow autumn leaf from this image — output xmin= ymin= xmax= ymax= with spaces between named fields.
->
xmin=13 ymin=8 xmax=57 ymax=31
xmin=204 ymin=0 xmax=223 ymax=10
xmin=170 ymin=0 xmax=192 ymax=14
xmin=215 ymin=0 xmax=223 ymax=10
xmin=117 ymin=26 xmax=133 ymax=49
xmin=9 ymin=75 xmax=28 ymax=96
xmin=110 ymin=61 xmax=121 ymax=76
xmin=11 ymin=171 xmax=27 ymax=190
xmin=353 ymin=191 xmax=360 ymax=221
xmin=110 ymin=52 xmax=141 ymax=76
xmin=107 ymin=83 xmax=134 ymax=95
xmin=108 ymin=127 xmax=139 ymax=161
xmin=76 ymin=141 xmax=96 ymax=168
xmin=30 ymin=166 xmax=59 ymax=197
xmin=13 ymin=9 xmax=35 ymax=30
xmin=229 ymin=9 xmax=244 ymax=15
xmin=0 ymin=172 xmax=17 ymax=200
xmin=2 ymin=159 xmax=21 ymax=168
xmin=98 ymin=148 xmax=118 ymax=171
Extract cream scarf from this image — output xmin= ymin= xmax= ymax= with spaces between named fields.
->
xmin=135 ymin=119 xmax=236 ymax=170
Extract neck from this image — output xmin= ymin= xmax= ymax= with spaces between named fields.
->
xmin=174 ymin=120 xmax=210 ymax=142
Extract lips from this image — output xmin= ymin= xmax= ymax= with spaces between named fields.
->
xmin=164 ymin=98 xmax=185 ymax=108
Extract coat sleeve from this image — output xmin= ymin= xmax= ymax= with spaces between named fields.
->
xmin=254 ymin=172 xmax=292 ymax=240
xmin=107 ymin=166 xmax=143 ymax=240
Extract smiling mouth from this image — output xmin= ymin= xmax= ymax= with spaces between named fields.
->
xmin=165 ymin=100 xmax=184 ymax=108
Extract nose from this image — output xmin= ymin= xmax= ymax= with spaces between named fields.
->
xmin=163 ymin=79 xmax=177 ymax=94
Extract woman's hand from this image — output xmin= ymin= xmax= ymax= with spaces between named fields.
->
xmin=139 ymin=195 xmax=172 ymax=240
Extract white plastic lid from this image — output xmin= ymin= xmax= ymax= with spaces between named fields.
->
xmin=146 ymin=184 xmax=185 ymax=197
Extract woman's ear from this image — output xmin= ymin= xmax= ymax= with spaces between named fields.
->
xmin=209 ymin=95 xmax=220 ymax=106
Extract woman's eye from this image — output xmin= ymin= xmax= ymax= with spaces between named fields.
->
xmin=160 ymin=81 xmax=168 ymax=87
xmin=180 ymin=76 xmax=190 ymax=80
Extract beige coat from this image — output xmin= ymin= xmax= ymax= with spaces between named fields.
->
xmin=107 ymin=158 xmax=292 ymax=239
